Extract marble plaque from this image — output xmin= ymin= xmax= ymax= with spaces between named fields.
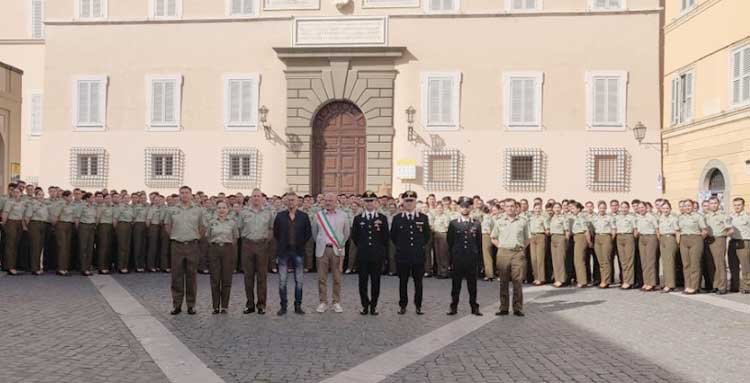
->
xmin=293 ymin=17 xmax=388 ymax=47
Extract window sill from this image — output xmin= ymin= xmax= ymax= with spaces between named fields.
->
xmin=586 ymin=124 xmax=626 ymax=132
xmin=147 ymin=125 xmax=182 ymax=132
xmin=424 ymin=125 xmax=460 ymax=132
xmin=74 ymin=125 xmax=106 ymax=132
xmin=225 ymin=125 xmax=258 ymax=132
xmin=505 ymin=124 xmax=542 ymax=132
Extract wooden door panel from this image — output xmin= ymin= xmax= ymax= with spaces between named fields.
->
xmin=312 ymin=102 xmax=367 ymax=195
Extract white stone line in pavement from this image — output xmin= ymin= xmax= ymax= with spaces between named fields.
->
xmin=91 ymin=275 xmax=225 ymax=383
xmin=674 ymin=291 xmax=750 ymax=314
xmin=320 ymin=284 xmax=556 ymax=383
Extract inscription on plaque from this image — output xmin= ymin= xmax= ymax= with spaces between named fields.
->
xmin=293 ymin=17 xmax=388 ymax=47
xmin=264 ymin=0 xmax=319 ymax=10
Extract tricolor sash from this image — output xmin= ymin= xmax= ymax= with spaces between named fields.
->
xmin=316 ymin=211 xmax=344 ymax=254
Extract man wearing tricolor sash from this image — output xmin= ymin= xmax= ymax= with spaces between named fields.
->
xmin=312 ymin=192 xmax=351 ymax=313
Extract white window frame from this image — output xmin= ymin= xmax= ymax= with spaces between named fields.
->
xmin=223 ymin=74 xmax=260 ymax=131
xmin=730 ymin=44 xmax=750 ymax=109
xmin=73 ymin=75 xmax=108 ymax=132
xmin=70 ymin=147 xmax=108 ymax=187
xmin=503 ymin=148 xmax=545 ymax=191
xmin=226 ymin=0 xmax=259 ymax=17
xmin=586 ymin=147 xmax=629 ymax=192
xmin=145 ymin=147 xmax=184 ymax=187
xmin=671 ymin=69 xmax=694 ymax=125
xmin=146 ymin=74 xmax=183 ymax=132
xmin=680 ymin=0 xmax=696 ymax=14
xmin=30 ymin=0 xmax=44 ymax=39
xmin=29 ymin=92 xmax=43 ymax=137
xmin=420 ymin=71 xmax=461 ymax=131
xmin=423 ymin=0 xmax=459 ymax=13
xmin=222 ymin=147 xmax=260 ymax=188
xmin=149 ymin=0 xmax=182 ymax=19
xmin=585 ymin=71 xmax=628 ymax=131
xmin=588 ymin=0 xmax=625 ymax=11
xmin=76 ymin=0 xmax=108 ymax=20
xmin=422 ymin=148 xmax=463 ymax=191
xmin=503 ymin=71 xmax=543 ymax=131
xmin=505 ymin=0 xmax=543 ymax=12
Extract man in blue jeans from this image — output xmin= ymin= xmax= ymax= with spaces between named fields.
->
xmin=272 ymin=191 xmax=312 ymax=316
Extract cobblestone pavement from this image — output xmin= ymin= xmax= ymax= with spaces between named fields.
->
xmin=0 ymin=274 xmax=167 ymax=383
xmin=3 ymin=271 xmax=750 ymax=383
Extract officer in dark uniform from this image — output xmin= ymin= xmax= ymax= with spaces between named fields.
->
xmin=447 ymin=197 xmax=483 ymax=316
xmin=390 ymin=190 xmax=430 ymax=315
xmin=351 ymin=191 xmax=389 ymax=316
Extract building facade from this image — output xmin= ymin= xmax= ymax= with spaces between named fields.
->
xmin=7 ymin=0 xmax=662 ymax=200
xmin=663 ymin=0 xmax=750 ymax=207
xmin=0 ymin=61 xmax=23 ymax=186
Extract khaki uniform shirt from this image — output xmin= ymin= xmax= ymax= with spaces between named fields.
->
xmin=238 ymin=206 xmax=274 ymax=241
xmin=570 ymin=213 xmax=589 ymax=234
xmin=98 ymin=204 xmax=115 ymax=224
xmin=548 ymin=214 xmax=569 ymax=235
xmin=77 ymin=203 xmax=98 ymax=224
xmin=705 ymin=211 xmax=730 ymax=237
xmin=114 ymin=204 xmax=135 ymax=223
xmin=527 ymin=214 xmax=549 ymax=234
xmin=24 ymin=200 xmax=49 ymax=222
xmin=493 ymin=216 xmax=529 ymax=249
xmin=658 ymin=213 xmax=680 ymax=235
xmin=431 ymin=212 xmax=450 ymax=233
xmin=3 ymin=198 xmax=27 ymax=220
xmin=730 ymin=211 xmax=750 ymax=240
xmin=166 ymin=203 xmax=206 ymax=242
xmin=635 ymin=213 xmax=658 ymax=235
xmin=470 ymin=208 xmax=484 ymax=223
xmin=678 ymin=213 xmax=707 ymax=235
xmin=207 ymin=217 xmax=239 ymax=244
xmin=614 ymin=214 xmax=636 ymax=234
xmin=58 ymin=202 xmax=78 ymax=223
xmin=480 ymin=213 xmax=495 ymax=235
xmin=133 ymin=204 xmax=148 ymax=223
xmin=147 ymin=206 xmax=163 ymax=225
xmin=591 ymin=214 xmax=615 ymax=234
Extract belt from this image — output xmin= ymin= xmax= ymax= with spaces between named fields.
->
xmin=30 ymin=220 xmax=48 ymax=224
xmin=172 ymin=239 xmax=198 ymax=245
xmin=596 ymin=233 xmax=612 ymax=236
xmin=661 ymin=234 xmax=675 ymax=237
xmin=211 ymin=242 xmax=232 ymax=247
xmin=245 ymin=238 xmax=269 ymax=242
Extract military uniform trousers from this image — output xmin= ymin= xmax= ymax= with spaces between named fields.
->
xmin=146 ymin=224 xmax=161 ymax=270
xmin=638 ymin=234 xmax=659 ymax=287
xmin=241 ymin=238 xmax=270 ymax=310
xmin=3 ymin=220 xmax=22 ymax=271
xmin=481 ymin=233 xmax=495 ymax=279
xmin=387 ymin=241 xmax=397 ymax=274
xmin=199 ymin=237 xmax=209 ymax=272
xmin=159 ymin=225 xmax=171 ymax=270
xmin=44 ymin=223 xmax=58 ymax=271
xmin=28 ymin=221 xmax=47 ymax=272
xmin=358 ymin=256 xmax=383 ymax=309
xmin=728 ymin=239 xmax=750 ymax=292
xmin=616 ymin=234 xmax=636 ymax=286
xmin=451 ymin=261 xmax=478 ymax=310
xmin=398 ymin=262 xmax=425 ymax=309
xmin=97 ymin=223 xmax=113 ymax=271
xmin=680 ymin=234 xmax=704 ymax=291
xmin=171 ymin=240 xmax=199 ymax=309
xmin=115 ymin=222 xmax=132 ymax=271
xmin=77 ymin=223 xmax=96 ymax=272
xmin=317 ymin=247 xmax=343 ymax=304
xmin=529 ymin=233 xmax=546 ymax=282
xmin=132 ymin=222 xmax=147 ymax=270
xmin=707 ymin=236 xmax=727 ymax=292
xmin=209 ymin=242 xmax=236 ymax=310
xmin=550 ymin=234 xmax=568 ymax=284
xmin=496 ymin=248 xmax=525 ymax=313
xmin=659 ymin=235 xmax=678 ymax=289
xmin=573 ymin=233 xmax=589 ymax=285
xmin=433 ymin=232 xmax=450 ymax=277
xmin=593 ymin=234 xmax=613 ymax=286
xmin=424 ymin=231 xmax=434 ymax=275
xmin=55 ymin=222 xmax=74 ymax=271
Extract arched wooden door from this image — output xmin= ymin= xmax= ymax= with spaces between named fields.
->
xmin=312 ymin=101 xmax=366 ymax=195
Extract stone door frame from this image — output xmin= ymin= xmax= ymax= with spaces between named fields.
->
xmin=274 ymin=47 xmax=405 ymax=195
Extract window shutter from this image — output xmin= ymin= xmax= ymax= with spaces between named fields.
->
xmin=440 ymin=77 xmax=453 ymax=124
xmin=31 ymin=94 xmax=43 ymax=135
xmin=523 ymin=78 xmax=535 ymax=123
xmin=81 ymin=0 xmax=91 ymax=17
xmin=606 ymin=78 xmax=619 ymax=124
xmin=31 ymin=0 xmax=44 ymax=39
xmin=229 ymin=80 xmax=241 ymax=122
xmin=525 ymin=0 xmax=536 ymax=9
xmin=428 ymin=78 xmax=442 ymax=125
xmin=683 ymin=73 xmax=693 ymax=120
xmin=743 ymin=47 xmax=750 ymax=103
xmin=513 ymin=0 xmax=523 ymax=9
xmin=442 ymin=0 xmax=453 ymax=10
xmin=670 ymin=77 xmax=678 ymax=124
xmin=240 ymin=80 xmax=252 ymax=123
xmin=93 ymin=0 xmax=102 ymax=17
xmin=429 ymin=0 xmax=442 ymax=10
xmin=243 ymin=0 xmax=254 ymax=13
xmin=90 ymin=81 xmax=101 ymax=124
xmin=167 ymin=0 xmax=177 ymax=16
xmin=164 ymin=81 xmax=175 ymax=123
xmin=151 ymin=82 xmax=163 ymax=123
xmin=509 ymin=79 xmax=523 ymax=124
xmin=78 ymin=82 xmax=90 ymax=124
xmin=593 ymin=78 xmax=606 ymax=124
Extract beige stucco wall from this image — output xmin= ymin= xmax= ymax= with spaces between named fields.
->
xmin=662 ymin=0 xmax=750 ymax=205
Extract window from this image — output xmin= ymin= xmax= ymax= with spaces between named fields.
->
xmin=30 ymin=93 xmax=43 ymax=136
xmin=222 ymin=148 xmax=260 ymax=188
xmin=147 ymin=75 xmax=182 ymax=131
xmin=74 ymin=76 xmax=108 ymax=131
xmin=503 ymin=72 xmax=543 ymax=130
xmin=363 ymin=0 xmax=420 ymax=8
xmin=145 ymin=148 xmax=184 ymax=187
xmin=420 ymin=72 xmax=461 ymax=131
xmin=506 ymin=0 xmax=541 ymax=11
xmin=586 ymin=147 xmax=629 ymax=192
xmin=224 ymin=74 xmax=259 ymax=131
xmin=590 ymin=0 xmax=623 ymax=10
xmin=31 ymin=0 xmax=44 ymax=39
xmin=680 ymin=0 xmax=696 ymax=13
xmin=228 ymin=0 xmax=257 ymax=15
xmin=585 ymin=71 xmax=627 ymax=130
xmin=503 ymin=148 xmax=545 ymax=191
xmin=731 ymin=45 xmax=750 ymax=107
xmin=670 ymin=71 xmax=693 ymax=125
xmin=78 ymin=0 xmax=107 ymax=19
xmin=423 ymin=149 xmax=463 ymax=191
xmin=70 ymin=147 xmax=108 ymax=187
xmin=151 ymin=0 xmax=181 ymax=18
xmin=425 ymin=0 xmax=458 ymax=12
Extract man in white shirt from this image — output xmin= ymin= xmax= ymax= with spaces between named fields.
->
xmin=312 ymin=192 xmax=351 ymax=313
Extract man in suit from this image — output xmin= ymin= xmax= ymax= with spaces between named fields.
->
xmin=447 ymin=197 xmax=483 ymax=316
xmin=351 ymin=191 xmax=389 ymax=315
xmin=272 ymin=191 xmax=312 ymax=316
xmin=390 ymin=191 xmax=430 ymax=315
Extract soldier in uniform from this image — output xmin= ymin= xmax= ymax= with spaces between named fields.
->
xmin=528 ymin=203 xmax=549 ymax=285
xmin=569 ymin=202 xmax=592 ymax=288
xmin=615 ymin=201 xmax=636 ymax=289
xmin=446 ymin=197 xmax=482 ymax=316
xmin=160 ymin=194 xmax=177 ymax=272
xmin=705 ymin=196 xmax=730 ymax=294
xmin=238 ymin=188 xmax=274 ymax=315
xmin=591 ymin=201 xmax=616 ymax=289
xmin=146 ymin=193 xmax=163 ymax=272
xmin=75 ymin=192 xmax=98 ymax=276
xmin=390 ymin=190 xmax=430 ymax=315
xmin=24 ymin=187 xmax=49 ymax=275
xmin=678 ymin=200 xmax=708 ymax=294
xmin=207 ymin=201 xmax=239 ymax=314
xmin=657 ymin=200 xmax=680 ymax=292
xmin=132 ymin=193 xmax=148 ymax=272
xmin=166 ymin=186 xmax=206 ymax=315
xmin=114 ymin=193 xmax=134 ymax=273
xmin=351 ymin=191 xmax=389 ymax=316
xmin=97 ymin=193 xmax=115 ymax=274
xmin=548 ymin=202 xmax=570 ymax=287
xmin=491 ymin=199 xmax=529 ymax=317
xmin=2 ymin=186 xmax=25 ymax=275
xmin=52 ymin=190 xmax=77 ymax=276
xmin=729 ymin=197 xmax=750 ymax=293
xmin=635 ymin=201 xmax=659 ymax=291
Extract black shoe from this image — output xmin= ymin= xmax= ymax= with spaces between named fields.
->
xmin=447 ymin=307 xmax=458 ymax=316
xmin=471 ymin=307 xmax=482 ymax=316
xmin=220 ymin=309 xmax=228 ymax=314
xmin=513 ymin=311 xmax=525 ymax=317
xmin=187 ymin=307 xmax=197 ymax=315
xmin=170 ymin=307 xmax=182 ymax=315
xmin=212 ymin=309 xmax=220 ymax=315
xmin=436 ymin=275 xmax=449 ymax=280
xmin=370 ymin=306 xmax=379 ymax=316
xmin=416 ymin=307 xmax=424 ymax=315
xmin=257 ymin=308 xmax=265 ymax=315
xmin=294 ymin=305 xmax=305 ymax=315
xmin=360 ymin=307 xmax=369 ymax=315
xmin=424 ymin=273 xmax=433 ymax=278
xmin=277 ymin=307 xmax=287 ymax=316
xmin=716 ymin=290 xmax=727 ymax=295
xmin=495 ymin=310 xmax=509 ymax=316
xmin=397 ymin=307 xmax=406 ymax=315
xmin=244 ymin=306 xmax=256 ymax=314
